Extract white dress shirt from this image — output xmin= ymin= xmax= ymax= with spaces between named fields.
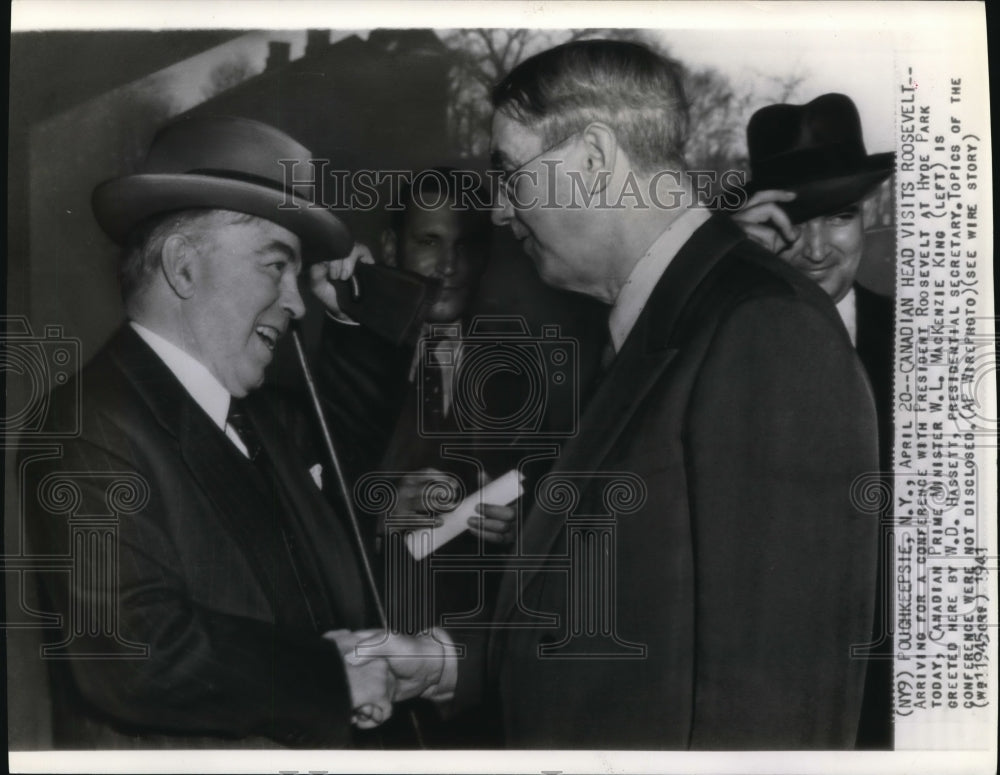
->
xmin=607 ymin=207 xmax=712 ymax=353
xmin=129 ymin=322 xmax=249 ymax=457
xmin=835 ymin=288 xmax=858 ymax=347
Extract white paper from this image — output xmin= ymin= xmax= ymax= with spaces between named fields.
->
xmin=405 ymin=469 xmax=524 ymax=561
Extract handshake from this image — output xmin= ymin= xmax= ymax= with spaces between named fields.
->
xmin=324 ymin=628 xmax=457 ymax=728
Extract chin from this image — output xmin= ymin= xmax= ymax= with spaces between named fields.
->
xmin=236 ymin=373 xmax=267 ymax=397
xmin=425 ymin=295 xmax=471 ymax=323
xmin=425 ymin=307 xmax=465 ymax=324
xmin=536 ymin=264 xmax=572 ymax=293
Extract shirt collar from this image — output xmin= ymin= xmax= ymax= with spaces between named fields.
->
xmin=835 ymin=287 xmax=858 ymax=347
xmin=607 ymin=206 xmax=712 ymax=353
xmin=130 ymin=321 xmax=232 ymax=430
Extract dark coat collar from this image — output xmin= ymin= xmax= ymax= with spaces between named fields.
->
xmin=638 ymin=213 xmax=747 ymax=353
xmin=556 ymin=214 xmax=746 ymax=473
xmin=104 ymin=325 xmax=369 ymax=629
xmin=497 ymin=215 xmax=748 ymax=623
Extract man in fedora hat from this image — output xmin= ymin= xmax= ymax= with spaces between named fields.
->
xmin=734 ymin=92 xmax=894 ymax=429
xmin=733 ymin=92 xmax=895 ymax=748
xmin=22 ymin=115 xmax=400 ymax=748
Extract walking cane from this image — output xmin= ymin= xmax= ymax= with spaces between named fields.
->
xmin=290 ymin=326 xmax=427 ymax=747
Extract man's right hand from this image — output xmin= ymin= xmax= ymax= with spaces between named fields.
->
xmin=392 ymin=467 xmax=460 ymax=518
xmin=390 ymin=470 xmax=517 ymax=545
xmin=323 ymin=629 xmax=395 ymax=729
xmin=732 ymin=189 xmax=799 ymax=254
xmin=309 ymin=242 xmax=376 ymax=321
xmin=344 ymin=630 xmax=452 ymax=704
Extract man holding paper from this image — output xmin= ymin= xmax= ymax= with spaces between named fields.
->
xmin=311 ymin=171 xmax=523 ymax=745
xmin=347 ymin=39 xmax=880 ymax=749
xmin=311 ymin=169 xmax=517 ymax=550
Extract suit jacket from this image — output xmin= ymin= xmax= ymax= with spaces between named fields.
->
xmin=453 ymin=214 xmax=880 ymax=749
xmin=853 ymin=283 xmax=895 ymax=750
xmin=855 ymin=283 xmax=894 ymax=472
xmin=316 ymin=320 xmax=548 ymax=631
xmin=315 ymin=319 xmax=415 ymax=491
xmin=23 ymin=326 xmax=375 ymax=748
xmin=316 ymin=317 xmax=565 ymax=491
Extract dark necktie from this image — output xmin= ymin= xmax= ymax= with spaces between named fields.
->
xmin=225 ymin=398 xmax=262 ymax=461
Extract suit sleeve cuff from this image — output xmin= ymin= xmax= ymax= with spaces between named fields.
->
xmin=419 ymin=628 xmax=459 ymax=703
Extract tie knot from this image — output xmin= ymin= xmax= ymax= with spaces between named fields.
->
xmin=226 ymin=397 xmax=248 ymax=427
xmin=226 ymin=398 xmax=261 ymax=460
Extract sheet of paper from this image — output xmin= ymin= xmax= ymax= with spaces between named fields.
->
xmin=405 ymin=469 xmax=524 ymax=561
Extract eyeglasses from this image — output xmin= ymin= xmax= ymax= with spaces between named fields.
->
xmin=492 ymin=132 xmax=579 ymax=202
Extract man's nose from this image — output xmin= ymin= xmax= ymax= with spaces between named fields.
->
xmin=800 ymin=220 xmax=827 ymax=263
xmin=282 ymin=274 xmax=307 ymax=320
xmin=492 ymin=186 xmax=514 ymax=227
xmin=437 ymin=243 xmax=464 ymax=277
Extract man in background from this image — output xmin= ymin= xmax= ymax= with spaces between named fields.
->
xmin=733 ymin=92 xmax=895 ymax=748
xmin=733 ymin=92 xmax=894 ymax=458
xmin=312 ymin=170 xmax=492 ymax=498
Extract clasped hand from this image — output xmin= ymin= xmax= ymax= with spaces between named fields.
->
xmin=324 ymin=629 xmax=452 ymax=729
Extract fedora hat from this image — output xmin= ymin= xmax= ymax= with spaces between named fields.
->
xmin=92 ymin=116 xmax=351 ymax=259
xmin=746 ymin=93 xmax=894 ymax=223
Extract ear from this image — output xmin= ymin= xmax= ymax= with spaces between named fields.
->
xmin=381 ymin=228 xmax=399 ymax=267
xmin=576 ymin=122 xmax=618 ymax=194
xmin=160 ymin=234 xmax=199 ymax=299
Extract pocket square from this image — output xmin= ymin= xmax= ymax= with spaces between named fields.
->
xmin=309 ymin=463 xmax=323 ymax=490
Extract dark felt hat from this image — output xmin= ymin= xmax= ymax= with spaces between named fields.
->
xmin=746 ymin=93 xmax=894 ymax=223
xmin=92 ymin=116 xmax=351 ymax=259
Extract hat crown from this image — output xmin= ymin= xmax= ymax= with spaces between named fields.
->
xmin=142 ymin=116 xmax=313 ymax=187
xmin=92 ymin=115 xmax=351 ymax=257
xmin=743 ymin=93 xmax=893 ymax=224
xmin=748 ymin=93 xmax=868 ymax=164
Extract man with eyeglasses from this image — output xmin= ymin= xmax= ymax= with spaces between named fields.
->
xmin=349 ymin=40 xmax=880 ymax=750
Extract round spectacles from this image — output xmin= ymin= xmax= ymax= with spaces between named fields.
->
xmin=491 ymin=132 xmax=579 ymax=203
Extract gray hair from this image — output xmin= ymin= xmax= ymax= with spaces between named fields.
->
xmin=119 ymin=209 xmax=257 ymax=306
xmin=492 ymin=39 xmax=689 ymax=173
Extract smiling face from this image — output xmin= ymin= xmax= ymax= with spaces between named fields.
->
xmin=181 ymin=214 xmax=305 ymax=397
xmin=776 ymin=205 xmax=865 ymax=303
xmin=387 ymin=199 xmax=487 ymax=324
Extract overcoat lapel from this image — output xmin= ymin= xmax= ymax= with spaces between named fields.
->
xmin=248 ymin=399 xmax=370 ymax=629
xmin=109 ymin=327 xmax=293 ymax=617
xmin=494 ymin=215 xmax=747 ymax=623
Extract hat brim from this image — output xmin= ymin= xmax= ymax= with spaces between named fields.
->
xmin=92 ymin=174 xmax=352 ymax=261
xmin=746 ymin=152 xmax=893 ymax=224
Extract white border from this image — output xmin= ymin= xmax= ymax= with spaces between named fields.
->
xmin=7 ymin=2 xmax=995 ymax=774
